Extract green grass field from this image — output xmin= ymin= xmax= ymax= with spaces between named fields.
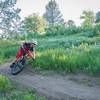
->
xmin=0 ymin=40 xmax=18 ymax=63
xmin=0 ymin=34 xmax=100 ymax=75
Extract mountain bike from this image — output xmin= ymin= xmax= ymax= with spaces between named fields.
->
xmin=10 ymin=55 xmax=34 ymax=75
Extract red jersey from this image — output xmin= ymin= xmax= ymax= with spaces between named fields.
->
xmin=16 ymin=42 xmax=34 ymax=60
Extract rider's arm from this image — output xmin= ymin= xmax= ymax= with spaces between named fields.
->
xmin=27 ymin=48 xmax=36 ymax=60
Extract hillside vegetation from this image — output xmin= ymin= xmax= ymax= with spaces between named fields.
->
xmin=0 ymin=34 xmax=100 ymax=75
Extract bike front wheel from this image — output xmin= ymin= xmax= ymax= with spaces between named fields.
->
xmin=10 ymin=57 xmax=26 ymax=75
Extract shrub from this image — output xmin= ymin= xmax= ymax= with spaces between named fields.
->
xmin=81 ymin=26 xmax=94 ymax=37
xmin=45 ymin=25 xmax=80 ymax=36
xmin=0 ymin=75 xmax=12 ymax=98
xmin=93 ymin=23 xmax=100 ymax=36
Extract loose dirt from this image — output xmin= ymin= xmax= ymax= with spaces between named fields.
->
xmin=0 ymin=63 xmax=100 ymax=100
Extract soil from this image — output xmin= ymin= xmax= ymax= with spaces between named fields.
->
xmin=0 ymin=62 xmax=100 ymax=100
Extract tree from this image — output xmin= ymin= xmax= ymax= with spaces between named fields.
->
xmin=67 ymin=20 xmax=75 ymax=27
xmin=80 ymin=10 xmax=95 ymax=28
xmin=43 ymin=0 xmax=64 ymax=26
xmin=95 ymin=11 xmax=100 ymax=23
xmin=23 ymin=13 xmax=46 ymax=34
xmin=0 ymin=0 xmax=21 ymax=38
xmin=80 ymin=10 xmax=95 ymax=37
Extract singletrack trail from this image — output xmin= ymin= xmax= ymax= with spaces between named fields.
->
xmin=0 ymin=63 xmax=100 ymax=100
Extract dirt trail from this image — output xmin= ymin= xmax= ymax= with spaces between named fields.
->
xmin=0 ymin=63 xmax=100 ymax=100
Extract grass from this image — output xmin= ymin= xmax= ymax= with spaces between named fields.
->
xmin=31 ymin=43 xmax=100 ymax=75
xmin=0 ymin=75 xmax=12 ymax=93
xmin=0 ymin=35 xmax=100 ymax=75
xmin=0 ymin=74 xmax=45 ymax=100
xmin=0 ymin=37 xmax=100 ymax=99
xmin=0 ymin=40 xmax=18 ymax=64
xmin=36 ymin=35 xmax=100 ymax=51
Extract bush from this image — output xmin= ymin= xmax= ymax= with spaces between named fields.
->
xmin=80 ymin=23 xmax=100 ymax=37
xmin=45 ymin=25 xmax=81 ymax=36
xmin=81 ymin=26 xmax=94 ymax=37
xmin=64 ymin=26 xmax=82 ymax=35
xmin=0 ymin=75 xmax=12 ymax=97
xmin=93 ymin=23 xmax=100 ymax=36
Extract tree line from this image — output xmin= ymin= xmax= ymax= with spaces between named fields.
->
xmin=0 ymin=0 xmax=100 ymax=39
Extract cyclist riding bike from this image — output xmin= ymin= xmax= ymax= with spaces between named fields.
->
xmin=11 ymin=39 xmax=37 ymax=68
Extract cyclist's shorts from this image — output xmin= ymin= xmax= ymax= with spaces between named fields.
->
xmin=16 ymin=47 xmax=24 ymax=60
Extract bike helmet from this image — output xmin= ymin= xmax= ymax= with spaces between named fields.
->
xmin=27 ymin=39 xmax=37 ymax=45
xmin=32 ymin=39 xmax=37 ymax=45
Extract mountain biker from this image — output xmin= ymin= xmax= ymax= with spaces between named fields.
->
xmin=11 ymin=39 xmax=37 ymax=67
